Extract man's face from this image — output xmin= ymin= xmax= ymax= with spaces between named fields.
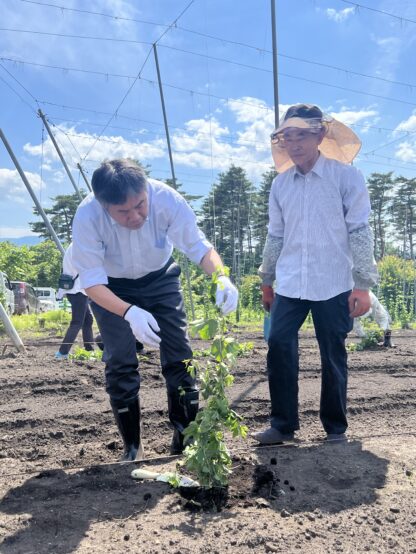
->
xmin=281 ymin=127 xmax=324 ymax=171
xmin=106 ymin=190 xmax=149 ymax=230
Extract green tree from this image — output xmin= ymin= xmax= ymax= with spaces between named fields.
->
xmin=252 ymin=167 xmax=277 ymax=267
xmin=0 ymin=242 xmax=32 ymax=281
xmin=199 ymin=165 xmax=255 ymax=278
xmin=28 ymin=241 xmax=63 ymax=287
xmin=367 ymin=172 xmax=393 ymax=260
xmin=390 ymin=177 xmax=416 ymax=260
xmin=29 ymin=191 xmax=87 ymax=242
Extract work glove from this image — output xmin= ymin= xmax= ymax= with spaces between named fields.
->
xmin=124 ymin=305 xmax=161 ymax=348
xmin=215 ymin=276 xmax=239 ymax=315
xmin=261 ymin=284 xmax=275 ymax=312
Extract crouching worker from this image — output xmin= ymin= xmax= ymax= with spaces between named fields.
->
xmin=353 ymin=291 xmax=393 ymax=347
xmin=72 ymin=159 xmax=238 ymax=461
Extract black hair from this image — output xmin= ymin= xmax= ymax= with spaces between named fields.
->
xmin=91 ymin=159 xmax=147 ymax=205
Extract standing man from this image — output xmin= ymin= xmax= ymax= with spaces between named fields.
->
xmin=254 ymin=104 xmax=379 ymax=444
xmin=55 ymin=243 xmax=95 ymax=360
xmin=353 ymin=290 xmax=393 ymax=347
xmin=72 ymin=159 xmax=238 ymax=461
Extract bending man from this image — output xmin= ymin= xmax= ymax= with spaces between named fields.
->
xmin=72 ymin=159 xmax=238 ymax=461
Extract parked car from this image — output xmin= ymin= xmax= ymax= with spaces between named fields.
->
xmin=0 ymin=271 xmax=15 ymax=316
xmin=34 ymin=287 xmax=59 ymax=312
xmin=11 ymin=281 xmax=40 ymax=315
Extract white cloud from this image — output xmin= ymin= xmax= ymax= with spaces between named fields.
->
xmin=325 ymin=7 xmax=354 ymax=23
xmin=395 ymin=141 xmax=416 ymax=163
xmin=23 ymin=127 xmax=166 ymax=167
xmin=0 ymin=168 xmax=43 ymax=204
xmin=392 ymin=111 xmax=416 ymax=163
xmin=395 ymin=112 xmax=416 ymax=134
xmin=330 ymin=108 xmax=378 ymax=126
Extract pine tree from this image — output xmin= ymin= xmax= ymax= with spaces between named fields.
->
xmin=29 ymin=191 xmax=87 ymax=242
xmin=252 ymin=167 xmax=277 ymax=267
xmin=199 ymin=165 xmax=255 ymax=278
xmin=367 ymin=172 xmax=394 ymax=260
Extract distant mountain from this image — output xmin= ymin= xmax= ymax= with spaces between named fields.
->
xmin=0 ymin=236 xmax=42 ymax=246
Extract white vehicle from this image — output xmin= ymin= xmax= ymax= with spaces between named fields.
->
xmin=0 ymin=271 xmax=15 ymax=316
xmin=34 ymin=287 xmax=59 ymax=312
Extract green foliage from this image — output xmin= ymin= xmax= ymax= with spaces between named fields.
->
xmin=180 ymin=271 xmax=248 ymax=488
xmin=239 ymin=274 xmax=262 ymax=309
xmin=347 ymin=329 xmax=383 ymax=352
xmin=377 ymin=256 xmax=416 ymax=325
xmin=69 ymin=347 xmax=102 ymax=361
xmin=0 ymin=240 xmax=62 ymax=288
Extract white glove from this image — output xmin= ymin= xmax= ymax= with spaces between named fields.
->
xmin=215 ymin=275 xmax=239 ymax=315
xmin=124 ymin=306 xmax=161 ymax=348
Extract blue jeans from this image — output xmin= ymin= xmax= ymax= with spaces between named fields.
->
xmin=267 ymin=292 xmax=353 ymax=435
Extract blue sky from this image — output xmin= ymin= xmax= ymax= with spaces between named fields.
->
xmin=1 ymin=0 xmax=416 ymax=238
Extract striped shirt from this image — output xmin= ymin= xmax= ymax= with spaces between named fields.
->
xmin=269 ymin=154 xmax=372 ymax=301
xmin=72 ymin=179 xmax=212 ymax=290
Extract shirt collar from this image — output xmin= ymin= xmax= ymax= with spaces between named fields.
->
xmin=294 ymin=152 xmax=326 ymax=179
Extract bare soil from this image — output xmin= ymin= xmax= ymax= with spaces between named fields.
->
xmin=0 ymin=327 xmax=415 ymax=553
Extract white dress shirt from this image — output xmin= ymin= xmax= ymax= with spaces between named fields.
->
xmin=72 ymin=179 xmax=213 ymax=289
xmin=269 ymin=154 xmax=372 ymax=301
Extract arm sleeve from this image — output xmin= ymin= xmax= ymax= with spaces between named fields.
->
xmin=340 ymin=165 xmax=379 ymax=289
xmin=165 ymin=194 xmax=213 ymax=264
xmin=349 ymin=226 xmax=379 ymax=290
xmin=71 ymin=209 xmax=109 ymax=289
xmin=258 ymin=234 xmax=284 ymax=286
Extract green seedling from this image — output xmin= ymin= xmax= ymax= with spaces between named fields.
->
xmin=178 ymin=270 xmax=248 ymax=488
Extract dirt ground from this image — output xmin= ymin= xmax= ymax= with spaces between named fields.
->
xmin=0 ymin=326 xmax=415 ymax=554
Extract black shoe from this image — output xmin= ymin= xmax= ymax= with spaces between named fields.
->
xmin=95 ymin=334 xmax=104 ymax=351
xmin=111 ymin=397 xmax=144 ymax=462
xmin=383 ymin=330 xmax=394 ymax=348
xmin=168 ymin=389 xmax=199 ymax=455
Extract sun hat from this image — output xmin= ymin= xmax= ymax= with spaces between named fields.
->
xmin=271 ymin=104 xmax=362 ymax=172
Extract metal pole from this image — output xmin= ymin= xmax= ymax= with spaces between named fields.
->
xmin=77 ymin=163 xmax=92 ymax=192
xmin=0 ymin=128 xmax=65 ymax=256
xmin=37 ymin=109 xmax=83 ymax=202
xmin=271 ymin=0 xmax=279 ymax=128
xmin=0 ymin=302 xmax=26 ymax=353
xmin=153 ymin=43 xmax=195 ymax=319
xmin=153 ymin=43 xmax=177 ymax=189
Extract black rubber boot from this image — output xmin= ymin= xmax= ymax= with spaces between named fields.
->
xmin=111 ymin=397 xmax=144 ymax=462
xmin=168 ymin=389 xmax=199 ymax=455
xmin=383 ymin=330 xmax=393 ymax=347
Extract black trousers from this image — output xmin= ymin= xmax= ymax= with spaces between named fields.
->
xmin=267 ymin=291 xmax=353 ymax=435
xmin=59 ymin=292 xmax=94 ymax=355
xmin=91 ymin=259 xmax=194 ymax=406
